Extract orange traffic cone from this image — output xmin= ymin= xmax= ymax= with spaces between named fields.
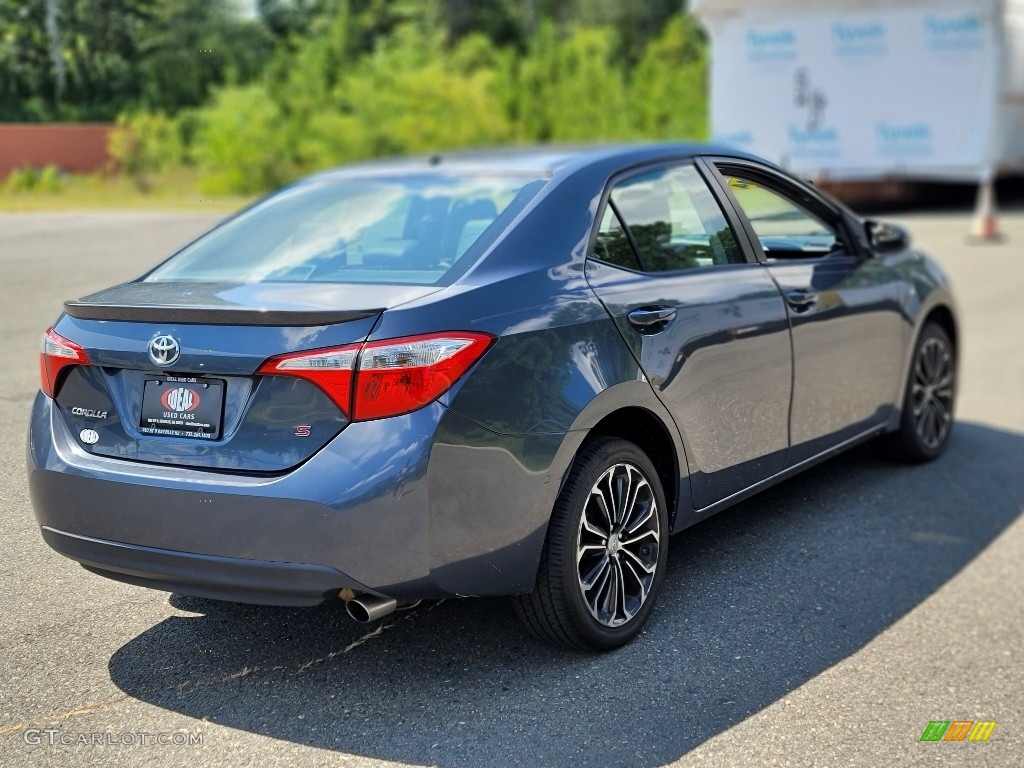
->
xmin=969 ymin=176 xmax=1003 ymax=243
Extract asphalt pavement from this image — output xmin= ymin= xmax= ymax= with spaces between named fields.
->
xmin=0 ymin=209 xmax=1020 ymax=768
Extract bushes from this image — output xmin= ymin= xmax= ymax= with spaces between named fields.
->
xmin=193 ymin=86 xmax=294 ymax=195
xmin=632 ymin=15 xmax=709 ymax=141
xmin=3 ymin=165 xmax=64 ymax=194
xmin=119 ymin=9 xmax=709 ymax=194
xmin=108 ymin=112 xmax=188 ymax=189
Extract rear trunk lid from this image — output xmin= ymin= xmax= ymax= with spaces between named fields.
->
xmin=51 ymin=280 xmax=440 ymax=472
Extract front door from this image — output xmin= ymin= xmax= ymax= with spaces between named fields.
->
xmin=712 ymin=163 xmax=908 ymax=465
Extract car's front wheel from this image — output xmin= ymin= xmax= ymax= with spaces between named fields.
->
xmin=884 ymin=321 xmax=957 ymax=462
xmin=515 ymin=437 xmax=669 ymax=651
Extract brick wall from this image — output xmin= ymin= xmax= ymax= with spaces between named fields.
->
xmin=0 ymin=123 xmax=113 ymax=177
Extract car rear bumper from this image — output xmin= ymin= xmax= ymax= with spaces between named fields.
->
xmin=28 ymin=392 xmax=573 ymax=602
xmin=41 ymin=526 xmax=365 ymax=606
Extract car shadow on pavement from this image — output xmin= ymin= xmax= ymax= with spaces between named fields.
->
xmin=107 ymin=421 xmax=1023 ymax=768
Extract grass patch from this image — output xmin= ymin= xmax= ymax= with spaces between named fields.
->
xmin=0 ymin=168 xmax=254 ymax=213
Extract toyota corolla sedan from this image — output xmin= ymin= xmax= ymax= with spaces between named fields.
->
xmin=28 ymin=144 xmax=957 ymax=650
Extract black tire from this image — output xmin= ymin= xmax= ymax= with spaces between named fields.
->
xmin=883 ymin=322 xmax=956 ymax=462
xmin=514 ymin=437 xmax=669 ymax=651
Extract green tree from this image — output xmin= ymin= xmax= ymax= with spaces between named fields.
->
xmin=630 ymin=13 xmax=709 ymax=140
xmin=0 ymin=0 xmax=271 ymax=121
xmin=511 ymin=21 xmax=631 ymax=142
xmin=134 ymin=0 xmax=272 ymax=114
xmin=194 ymin=84 xmax=293 ymax=193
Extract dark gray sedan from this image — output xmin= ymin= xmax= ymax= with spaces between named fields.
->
xmin=28 ymin=144 xmax=957 ymax=650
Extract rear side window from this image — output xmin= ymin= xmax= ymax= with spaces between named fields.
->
xmin=593 ymin=205 xmax=643 ymax=271
xmin=146 ymin=174 xmax=547 ymax=285
xmin=592 ymin=164 xmax=744 ymax=272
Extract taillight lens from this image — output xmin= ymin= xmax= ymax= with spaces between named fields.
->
xmin=257 ymin=345 xmax=360 ymax=414
xmin=258 ymin=332 xmax=494 ymax=421
xmin=40 ymin=328 xmax=90 ymax=398
xmin=353 ymin=333 xmax=494 ymax=420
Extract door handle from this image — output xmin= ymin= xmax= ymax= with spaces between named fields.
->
xmin=785 ymin=289 xmax=818 ymax=312
xmin=627 ymin=306 xmax=676 ymax=332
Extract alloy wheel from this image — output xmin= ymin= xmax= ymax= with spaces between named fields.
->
xmin=576 ymin=462 xmax=661 ymax=627
xmin=911 ymin=336 xmax=954 ymax=450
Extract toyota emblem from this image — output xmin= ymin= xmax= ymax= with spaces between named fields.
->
xmin=149 ymin=335 xmax=180 ymax=366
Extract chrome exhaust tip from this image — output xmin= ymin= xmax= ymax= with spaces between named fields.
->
xmin=345 ymin=595 xmax=398 ymax=623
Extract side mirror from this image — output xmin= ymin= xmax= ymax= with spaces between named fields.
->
xmin=865 ymin=220 xmax=910 ymax=254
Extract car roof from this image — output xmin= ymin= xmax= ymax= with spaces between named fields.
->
xmin=305 ymin=143 xmax=774 ymax=181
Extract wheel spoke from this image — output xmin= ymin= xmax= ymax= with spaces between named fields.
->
xmin=930 ymin=401 xmax=943 ymax=441
xmin=620 ymin=545 xmax=657 ymax=575
xmin=611 ymin=469 xmax=630 ymax=526
xmin=599 ymin=561 xmax=618 ymax=620
xmin=606 ymin=561 xmax=630 ymax=622
xmin=581 ymin=515 xmax=608 ymax=540
xmin=591 ymin=486 xmax=613 ymax=532
xmin=924 ymin=404 xmax=937 ymax=445
xmin=584 ymin=554 xmax=612 ymax=599
xmin=932 ymin=356 xmax=952 ymax=386
xmin=619 ymin=469 xmax=641 ymax=528
xmin=580 ymin=552 xmax=610 ymax=590
xmin=620 ymin=556 xmax=651 ymax=604
xmin=621 ymin=482 xmax=651 ymax=534
xmin=929 ymin=342 xmax=943 ymax=379
xmin=619 ymin=526 xmax=658 ymax=548
xmin=916 ymin=404 xmax=931 ymax=441
xmin=920 ymin=346 xmax=935 ymax=381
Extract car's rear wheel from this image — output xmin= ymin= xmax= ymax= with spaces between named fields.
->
xmin=515 ymin=437 xmax=669 ymax=651
xmin=884 ymin=322 xmax=956 ymax=462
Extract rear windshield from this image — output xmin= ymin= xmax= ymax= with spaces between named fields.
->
xmin=146 ymin=173 xmax=547 ymax=285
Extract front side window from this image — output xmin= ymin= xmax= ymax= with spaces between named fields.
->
xmin=146 ymin=173 xmax=547 ymax=286
xmin=592 ymin=164 xmax=744 ymax=272
xmin=722 ymin=175 xmax=840 ymax=258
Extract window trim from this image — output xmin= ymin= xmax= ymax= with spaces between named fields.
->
xmin=700 ymin=157 xmax=868 ymax=264
xmin=605 ymin=198 xmax=647 ymax=272
xmin=585 ymin=157 xmax=760 ymax=276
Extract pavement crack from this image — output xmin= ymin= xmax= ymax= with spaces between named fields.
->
xmin=288 ymin=623 xmax=389 ymax=677
xmin=0 ymin=606 xmax=426 ymax=735
xmin=0 ymin=693 xmax=133 ymax=735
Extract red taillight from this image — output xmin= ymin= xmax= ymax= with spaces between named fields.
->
xmin=257 ymin=344 xmax=360 ymax=414
xmin=258 ymin=332 xmax=494 ymax=421
xmin=352 ymin=332 xmax=495 ymax=420
xmin=40 ymin=328 xmax=90 ymax=398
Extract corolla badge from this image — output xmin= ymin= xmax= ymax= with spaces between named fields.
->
xmin=71 ymin=407 xmax=109 ymax=419
xmin=149 ymin=335 xmax=180 ymax=366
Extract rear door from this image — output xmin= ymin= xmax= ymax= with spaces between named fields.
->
xmin=584 ymin=160 xmax=793 ymax=512
xmin=709 ymin=160 xmax=908 ymax=464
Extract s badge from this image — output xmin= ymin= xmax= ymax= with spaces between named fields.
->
xmin=295 ymin=425 xmax=311 ymax=437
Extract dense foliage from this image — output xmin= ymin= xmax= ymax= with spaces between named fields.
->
xmin=0 ymin=0 xmax=271 ymax=120
xmin=2 ymin=0 xmax=708 ymax=193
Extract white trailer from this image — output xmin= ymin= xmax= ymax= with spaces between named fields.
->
xmin=691 ymin=0 xmax=1024 ymax=183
